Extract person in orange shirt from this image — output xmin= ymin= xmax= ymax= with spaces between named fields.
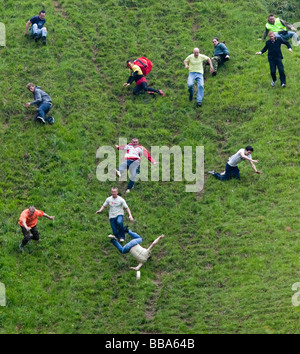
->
xmin=18 ymin=206 xmax=55 ymax=252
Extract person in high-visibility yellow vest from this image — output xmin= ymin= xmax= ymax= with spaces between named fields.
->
xmin=262 ymin=14 xmax=300 ymax=43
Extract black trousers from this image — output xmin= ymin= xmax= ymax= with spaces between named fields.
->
xmin=269 ymin=58 xmax=286 ymax=85
xmin=133 ymin=82 xmax=158 ymax=95
xmin=20 ymin=226 xmax=40 ymax=246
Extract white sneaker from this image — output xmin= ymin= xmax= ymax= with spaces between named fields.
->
xmin=108 ymin=234 xmax=117 ymax=240
xmin=115 ymin=169 xmax=121 ymax=178
xmin=120 ymin=238 xmax=125 ymax=242
xmin=36 ymin=116 xmax=45 ymax=124
xmin=126 ymin=189 xmax=130 ymax=193
xmin=271 ymin=81 xmax=275 ymax=87
xmin=281 ymin=83 xmax=286 ymax=88
xmin=208 ymin=170 xmax=215 ymax=175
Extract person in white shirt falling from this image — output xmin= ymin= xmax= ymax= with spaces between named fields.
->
xmin=208 ymin=145 xmax=262 ymax=181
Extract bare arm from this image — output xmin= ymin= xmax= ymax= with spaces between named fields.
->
xmin=126 ymin=207 xmax=134 ymax=221
xmin=248 ymin=160 xmax=262 ymax=174
xmin=184 ymin=60 xmax=189 ymax=69
xmin=206 ymin=58 xmax=214 ymax=73
xmin=22 ymin=220 xmax=31 ymax=231
xmin=130 ymin=263 xmax=143 ymax=271
xmin=240 ymin=151 xmax=258 ymax=163
xmin=25 ymin=20 xmax=31 ymax=35
xmin=43 ymin=213 xmax=55 ymax=221
xmin=147 ymin=234 xmax=164 ymax=252
xmin=96 ymin=205 xmax=105 ymax=214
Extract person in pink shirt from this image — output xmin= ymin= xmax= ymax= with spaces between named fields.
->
xmin=115 ymin=138 xmax=158 ymax=193
xmin=18 ymin=206 xmax=55 ymax=252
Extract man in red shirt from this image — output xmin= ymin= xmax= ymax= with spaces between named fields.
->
xmin=18 ymin=206 xmax=55 ymax=252
xmin=115 ymin=138 xmax=158 ymax=193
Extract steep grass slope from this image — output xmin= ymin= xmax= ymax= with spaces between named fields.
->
xmin=0 ymin=0 xmax=299 ymax=333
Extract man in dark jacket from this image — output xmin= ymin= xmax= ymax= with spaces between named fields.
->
xmin=256 ymin=31 xmax=292 ymax=87
xmin=25 ymin=83 xmax=54 ymax=124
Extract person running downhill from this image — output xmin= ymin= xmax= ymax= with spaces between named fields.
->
xmin=96 ymin=187 xmax=134 ymax=242
xmin=18 ymin=206 xmax=55 ymax=252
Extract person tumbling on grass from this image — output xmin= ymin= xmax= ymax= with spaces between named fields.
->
xmin=123 ymin=60 xmax=165 ymax=96
xmin=25 ymin=83 xmax=54 ymax=124
xmin=210 ymin=37 xmax=230 ymax=76
xmin=96 ymin=187 xmax=134 ymax=242
xmin=115 ymin=138 xmax=158 ymax=193
xmin=24 ymin=10 xmax=48 ymax=45
xmin=108 ymin=227 xmax=164 ymax=273
xmin=208 ymin=146 xmax=262 ymax=181
xmin=18 ymin=206 xmax=55 ymax=252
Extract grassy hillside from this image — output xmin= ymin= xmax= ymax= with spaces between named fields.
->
xmin=0 ymin=0 xmax=299 ymax=334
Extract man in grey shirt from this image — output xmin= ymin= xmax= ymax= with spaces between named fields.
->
xmin=25 ymin=83 xmax=54 ymax=124
xmin=96 ymin=187 xmax=134 ymax=242
xmin=208 ymin=146 xmax=262 ymax=181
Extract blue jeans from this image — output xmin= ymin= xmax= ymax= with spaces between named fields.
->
xmin=35 ymin=102 xmax=52 ymax=122
xmin=118 ymin=159 xmax=140 ymax=190
xmin=30 ymin=23 xmax=47 ymax=38
xmin=111 ymin=230 xmax=143 ymax=254
xmin=275 ymin=31 xmax=299 ymax=41
xmin=187 ymin=72 xmax=204 ymax=103
xmin=213 ymin=163 xmax=240 ymax=181
xmin=110 ymin=215 xmax=125 ymax=240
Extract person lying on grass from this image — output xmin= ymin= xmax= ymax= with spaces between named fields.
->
xmin=208 ymin=145 xmax=262 ymax=181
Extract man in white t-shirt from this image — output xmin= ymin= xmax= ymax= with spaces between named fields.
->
xmin=208 ymin=146 xmax=262 ymax=181
xmin=96 ymin=187 xmax=134 ymax=242
xmin=108 ymin=228 xmax=164 ymax=271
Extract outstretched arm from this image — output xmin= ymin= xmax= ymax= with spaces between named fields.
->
xmin=147 ymin=234 xmax=164 ymax=252
xmin=248 ymin=160 xmax=262 ymax=174
xmin=142 ymin=146 xmax=157 ymax=164
xmin=126 ymin=207 xmax=134 ymax=221
xmin=96 ymin=205 xmax=105 ymax=214
xmin=130 ymin=263 xmax=143 ymax=271
xmin=43 ymin=213 xmax=55 ymax=221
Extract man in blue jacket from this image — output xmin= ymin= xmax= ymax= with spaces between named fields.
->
xmin=211 ymin=37 xmax=230 ymax=76
xmin=25 ymin=83 xmax=54 ymax=124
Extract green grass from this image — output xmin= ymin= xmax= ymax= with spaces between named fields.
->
xmin=0 ymin=0 xmax=300 ymax=333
